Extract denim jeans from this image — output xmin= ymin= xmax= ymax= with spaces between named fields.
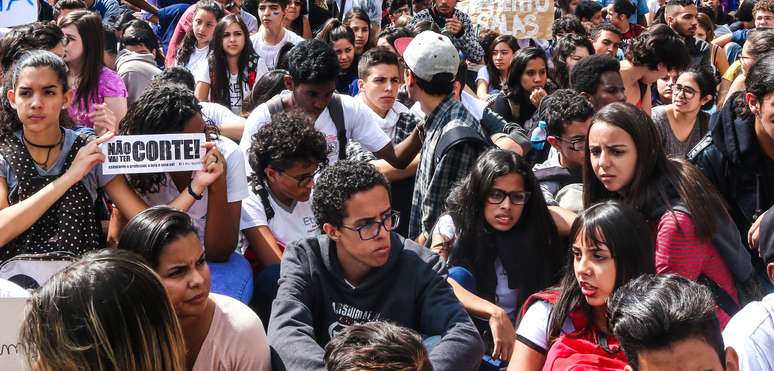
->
xmin=209 ymin=251 xmax=254 ymax=304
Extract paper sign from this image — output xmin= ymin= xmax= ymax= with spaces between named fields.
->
xmin=0 ymin=298 xmax=29 ymax=371
xmin=101 ymin=134 xmax=206 ymax=175
xmin=0 ymin=0 xmax=37 ymax=28
xmin=458 ymin=0 xmax=555 ymax=40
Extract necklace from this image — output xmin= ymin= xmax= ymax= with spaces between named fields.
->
xmin=23 ymin=128 xmax=64 ymax=170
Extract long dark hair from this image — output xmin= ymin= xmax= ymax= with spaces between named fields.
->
xmin=317 ymin=18 xmax=356 ymax=47
xmin=550 ymin=34 xmax=594 ymax=90
xmin=117 ymin=206 xmax=199 ymax=268
xmin=447 ymin=148 xmax=563 ymax=309
xmin=485 ymin=35 xmax=519 ymax=91
xmin=177 ymin=1 xmax=225 ymax=67
xmin=343 ymin=8 xmax=373 ymax=52
xmin=547 ymin=201 xmax=656 ymax=340
xmin=582 ymin=102 xmax=728 ymax=240
xmin=57 ymin=10 xmax=104 ymax=111
xmin=505 ymin=47 xmax=548 ymax=103
xmin=208 ymin=14 xmax=257 ymax=109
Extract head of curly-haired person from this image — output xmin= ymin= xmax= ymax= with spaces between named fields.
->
xmin=248 ymin=110 xmax=329 ymax=220
xmin=118 ymin=84 xmax=217 ymax=194
xmin=551 ymin=15 xmax=588 ymax=42
xmin=314 ymin=160 xmax=394 ymax=251
xmin=608 ymin=274 xmax=739 ymax=371
xmin=324 ymin=321 xmax=433 ymax=371
xmin=626 ymin=24 xmax=690 ymax=72
xmin=753 ymin=0 xmax=774 ymax=28
xmin=284 ymin=39 xmax=340 ymax=117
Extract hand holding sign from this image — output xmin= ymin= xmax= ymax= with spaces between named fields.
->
xmin=190 ymin=142 xmax=225 ymax=193
xmin=101 ymin=133 xmax=207 ymax=175
xmin=65 ymin=131 xmax=114 ymax=184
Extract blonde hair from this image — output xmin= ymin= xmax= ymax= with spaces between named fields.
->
xmin=19 ymin=249 xmax=187 ymax=371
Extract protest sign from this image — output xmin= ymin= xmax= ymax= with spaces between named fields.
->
xmin=0 ymin=298 xmax=28 ymax=371
xmin=0 ymin=0 xmax=37 ymax=28
xmin=101 ymin=134 xmax=207 ymax=175
xmin=458 ymin=0 xmax=554 ymax=40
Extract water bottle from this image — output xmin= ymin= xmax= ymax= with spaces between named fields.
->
xmin=531 ymin=120 xmax=548 ymax=151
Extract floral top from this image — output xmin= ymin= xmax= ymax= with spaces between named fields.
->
xmin=69 ymin=67 xmax=128 ymax=128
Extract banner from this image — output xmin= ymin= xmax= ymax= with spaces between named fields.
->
xmin=101 ymin=134 xmax=207 ymax=175
xmin=0 ymin=298 xmax=28 ymax=371
xmin=458 ymin=0 xmax=555 ymax=40
xmin=0 ymin=0 xmax=37 ymax=28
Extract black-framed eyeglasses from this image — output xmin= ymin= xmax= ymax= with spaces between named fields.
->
xmin=486 ymin=189 xmax=531 ymax=205
xmin=555 ymin=136 xmax=585 ymax=151
xmin=672 ymin=84 xmax=697 ymax=99
xmin=279 ymin=166 xmax=320 ymax=187
xmin=340 ymin=211 xmax=400 ymax=240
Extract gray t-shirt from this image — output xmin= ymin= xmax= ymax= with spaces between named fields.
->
xmin=0 ymin=129 xmax=115 ymax=202
xmin=651 ymin=105 xmax=709 ymax=158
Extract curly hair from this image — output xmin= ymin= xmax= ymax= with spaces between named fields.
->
xmin=313 ymin=160 xmax=390 ymax=228
xmin=551 ymin=15 xmax=588 ymax=41
xmin=550 ymin=33 xmax=594 ymax=89
xmin=570 ymin=53 xmax=620 ymax=94
xmin=248 ymin=110 xmax=329 ymax=220
xmin=542 ymin=89 xmax=595 ymax=137
xmin=118 ymin=84 xmax=217 ymax=194
xmin=626 ymin=24 xmax=689 ymax=71
xmin=324 ymin=321 xmax=432 ymax=371
xmin=176 ymin=1 xmax=225 ymax=67
xmin=286 ymin=39 xmax=340 ymax=85
xmin=753 ymin=0 xmax=774 ymax=16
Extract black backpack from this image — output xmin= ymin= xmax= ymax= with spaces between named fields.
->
xmin=432 ymin=125 xmax=493 ymax=167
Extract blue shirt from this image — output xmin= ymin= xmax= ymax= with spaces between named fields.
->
xmin=89 ymin=0 xmax=127 ymax=26
xmin=596 ymin=0 xmax=649 ymax=23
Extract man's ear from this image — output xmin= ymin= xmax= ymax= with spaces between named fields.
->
xmin=264 ymin=166 xmax=279 ymax=183
xmin=746 ymin=92 xmax=760 ymax=116
xmin=404 ymin=69 xmax=414 ymax=87
xmin=580 ymin=91 xmax=595 ymax=106
xmin=452 ymin=80 xmax=462 ymax=98
xmin=547 ymin=135 xmax=561 ymax=149
xmin=357 ymin=78 xmax=365 ymax=92
xmin=725 ymin=347 xmax=739 ymax=371
xmin=322 ymin=223 xmax=340 ymax=240
xmin=767 ymin=262 xmax=774 ymax=285
xmin=624 ymin=365 xmax=634 ymax=371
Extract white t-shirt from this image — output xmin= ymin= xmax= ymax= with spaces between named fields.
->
xmin=195 ymin=62 xmax=269 ymax=114
xmin=495 ymin=258 xmax=518 ymax=317
xmin=201 ymin=101 xmax=242 ymax=126
xmin=240 ymin=91 xmax=391 ymax=171
xmin=722 ymin=293 xmax=774 ymax=370
xmin=139 ymin=138 xmax=249 ymax=245
xmin=250 ymin=28 xmax=305 ymax=71
xmin=516 ymin=300 xmax=575 ymax=352
xmin=411 ymin=91 xmax=485 ymax=121
xmin=192 ymin=293 xmax=271 ymax=371
xmin=241 ymin=10 xmax=259 ymax=34
xmin=240 ymin=189 xmax=319 ymax=249
xmin=180 ymin=45 xmax=209 ymax=74
xmin=476 ymin=67 xmax=490 ymax=83
xmin=356 ymin=94 xmax=415 ymax=137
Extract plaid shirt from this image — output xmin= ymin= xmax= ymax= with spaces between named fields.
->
xmin=408 ymin=96 xmax=486 ymax=239
xmin=408 ymin=9 xmax=484 ymax=64
xmin=346 ymin=109 xmax=421 ymax=162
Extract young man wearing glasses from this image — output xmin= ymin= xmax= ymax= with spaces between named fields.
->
xmin=533 ymin=89 xmax=594 ymax=212
xmin=267 ymin=160 xmax=484 ymax=371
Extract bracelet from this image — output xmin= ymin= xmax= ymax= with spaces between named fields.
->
xmin=188 ymin=182 xmax=204 ymax=200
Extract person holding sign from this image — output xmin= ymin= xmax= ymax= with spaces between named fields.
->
xmin=407 ymin=0 xmax=484 ymax=63
xmin=0 ymin=51 xmax=216 ymax=264
xmin=119 ymin=83 xmax=253 ymax=304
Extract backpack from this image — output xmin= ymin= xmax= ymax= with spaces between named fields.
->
xmin=266 ymin=94 xmax=347 ymax=160
xmin=432 ymin=125 xmax=493 ymax=167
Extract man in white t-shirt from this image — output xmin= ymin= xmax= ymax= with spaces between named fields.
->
xmin=240 ymin=39 xmax=422 ymax=173
xmin=250 ymin=0 xmax=305 ymax=71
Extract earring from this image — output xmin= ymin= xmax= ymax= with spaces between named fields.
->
xmin=62 ymin=105 xmax=67 ymax=109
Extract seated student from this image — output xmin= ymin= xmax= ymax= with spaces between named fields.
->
xmin=406 ymin=0 xmax=484 ymax=63
xmin=385 ymin=0 xmax=412 ymax=28
xmin=116 ymin=20 xmax=163 ymax=105
xmin=19 ymin=249 xmax=188 ymax=371
xmin=0 ymin=22 xmax=67 ymax=76
xmin=375 ymin=26 xmax=414 ymax=54
xmin=118 ymin=206 xmax=271 ymax=371
xmin=317 ymin=19 xmax=360 ymax=95
xmin=585 ymin=102 xmax=744 ymax=328
xmin=281 ymin=0 xmax=312 ymax=39
xmin=324 ymin=321 xmax=432 ymax=371
xmin=570 ymin=54 xmax=627 ymax=110
xmin=0 ymin=51 xmax=211 ymax=263
xmin=723 ymin=206 xmax=774 ymax=370
xmin=250 ymin=0 xmax=305 ymax=71
xmin=589 ymin=24 xmax=622 ymax=58
xmin=477 ymin=35 xmax=519 ymax=99
xmin=240 ymin=39 xmax=422 ymax=169
xmin=150 ymin=67 xmax=246 ymax=141
xmin=650 ymin=67 xmax=714 ymax=158
xmin=575 ymin=0 xmax=604 ymax=27
xmin=533 ymin=89 xmax=594 ymax=212
xmin=609 ymin=274 xmax=740 ymax=371
xmin=723 ymin=29 xmax=774 ymax=102
xmin=619 ymin=24 xmax=690 ymax=115
xmin=243 ymin=69 xmax=291 ymax=114
xmin=491 ymin=47 xmax=550 ymax=131
xmin=267 ymin=160 xmax=485 ymax=371
xmin=549 ymin=34 xmax=594 ymax=90
xmin=118 ymin=84 xmax=253 ymax=304
xmin=607 ymin=0 xmax=645 ymax=43
xmin=53 ymin=0 xmax=87 ymax=22
xmin=195 ymin=14 xmax=268 ymax=114
xmin=344 ymin=9 xmax=374 ymax=57
xmin=174 ymin=1 xmax=225 ymax=73
xmin=508 ymin=201 xmax=655 ymax=370
xmin=430 ymin=149 xmax=563 ymax=367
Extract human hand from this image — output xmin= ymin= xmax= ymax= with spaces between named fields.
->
xmin=489 ymin=307 xmax=515 ymax=361
xmin=749 ymin=209 xmax=767 ymax=251
xmin=89 ymin=104 xmax=117 ymax=136
xmin=445 ymin=17 xmax=463 ymax=36
xmin=66 ymin=131 xmax=114 ymax=182
xmin=530 ymin=87 xmax=547 ymax=107
xmin=190 ymin=142 xmax=225 ymax=192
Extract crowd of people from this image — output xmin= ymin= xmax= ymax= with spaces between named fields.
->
xmin=0 ymin=0 xmax=773 ymax=368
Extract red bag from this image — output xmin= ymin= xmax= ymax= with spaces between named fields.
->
xmin=541 ymin=330 xmax=628 ymax=371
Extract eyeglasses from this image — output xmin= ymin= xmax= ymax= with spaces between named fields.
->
xmin=278 ymin=166 xmax=320 ymax=187
xmin=672 ymin=84 xmax=697 ymax=99
xmin=340 ymin=211 xmax=400 ymax=240
xmin=486 ymin=189 xmax=531 ymax=205
xmin=555 ymin=136 xmax=585 ymax=151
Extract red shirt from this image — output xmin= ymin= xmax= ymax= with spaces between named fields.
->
xmin=620 ymin=23 xmax=644 ymax=40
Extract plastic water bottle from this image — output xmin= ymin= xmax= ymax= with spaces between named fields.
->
xmin=531 ymin=120 xmax=548 ymax=151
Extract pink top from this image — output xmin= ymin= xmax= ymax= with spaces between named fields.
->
xmin=69 ymin=67 xmax=127 ymax=128
xmin=164 ymin=4 xmax=196 ymax=68
xmin=655 ymin=210 xmax=739 ymax=328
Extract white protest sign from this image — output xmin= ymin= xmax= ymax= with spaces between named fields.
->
xmin=101 ymin=134 xmax=206 ymax=175
xmin=0 ymin=298 xmax=29 ymax=371
xmin=458 ymin=0 xmax=555 ymax=40
xmin=0 ymin=0 xmax=37 ymax=28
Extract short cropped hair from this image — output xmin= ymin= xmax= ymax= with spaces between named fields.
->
xmin=575 ymin=0 xmax=603 ymax=21
xmin=590 ymin=24 xmax=622 ymax=41
xmin=313 ymin=160 xmax=390 ymax=228
xmin=612 ymin=0 xmax=637 ymax=17
xmin=570 ymin=54 xmax=621 ymax=95
xmin=358 ymin=47 xmax=401 ymax=79
xmin=753 ymin=0 xmax=774 ymax=16
xmin=324 ymin=321 xmax=432 ymax=371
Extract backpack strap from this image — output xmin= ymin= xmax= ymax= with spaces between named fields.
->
xmin=327 ymin=94 xmax=347 ymax=160
xmin=433 ymin=126 xmax=489 ymax=165
xmin=698 ymin=273 xmax=740 ymax=317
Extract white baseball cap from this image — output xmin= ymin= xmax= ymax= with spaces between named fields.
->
xmin=395 ymin=31 xmax=460 ymax=83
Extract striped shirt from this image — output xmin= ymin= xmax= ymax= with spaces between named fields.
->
xmin=655 ymin=210 xmax=738 ymax=328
